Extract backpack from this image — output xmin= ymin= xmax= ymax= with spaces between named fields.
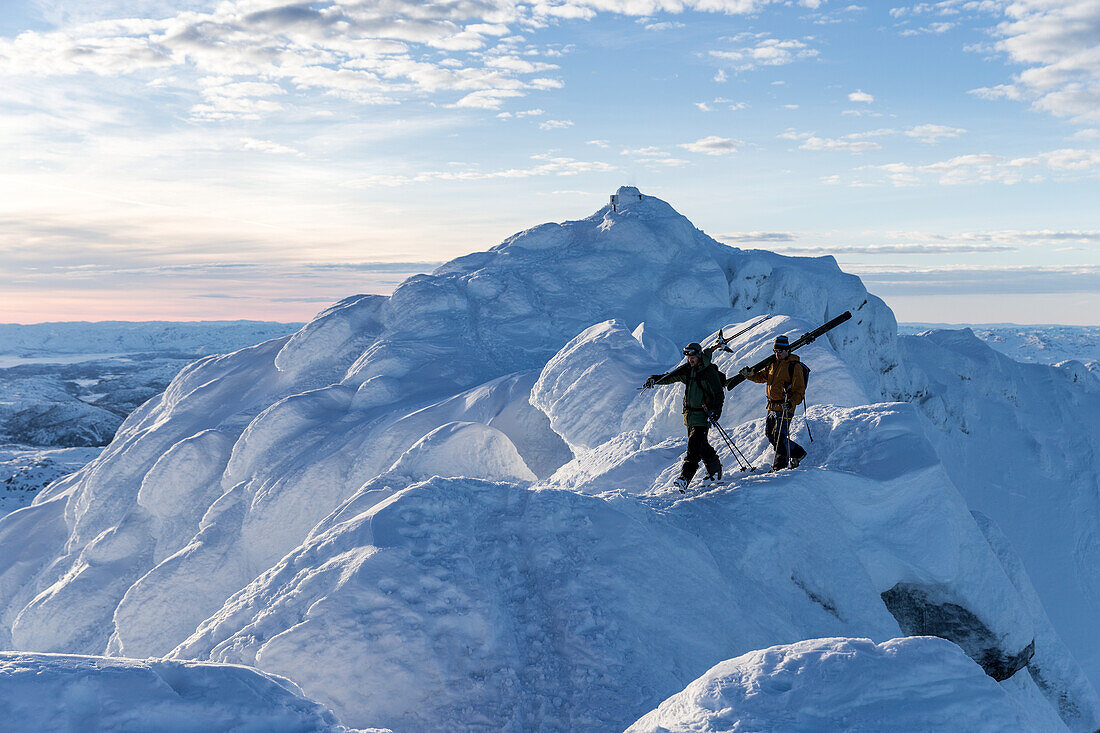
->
xmin=783 ymin=360 xmax=811 ymax=405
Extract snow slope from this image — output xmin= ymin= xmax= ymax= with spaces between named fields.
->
xmin=899 ymin=328 xmax=1100 ymax=689
xmin=0 ymin=187 xmax=1096 ymax=731
xmin=0 ymin=652 xmax=349 ymax=732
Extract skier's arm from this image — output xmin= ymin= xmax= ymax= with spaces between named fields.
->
xmin=652 ymin=364 xmax=688 ymax=386
xmin=740 ymin=364 xmax=768 ymax=384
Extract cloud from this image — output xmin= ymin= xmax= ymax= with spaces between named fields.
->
xmin=780 ymin=129 xmax=891 ymax=152
xmin=620 ymin=147 xmax=689 ymax=166
xmin=852 ymin=264 xmax=1100 ymax=295
xmin=862 ymin=148 xmax=1100 ymax=186
xmin=963 ymin=0 xmax=1100 ymax=123
xmin=347 ymin=153 xmax=616 ymax=186
xmin=0 ymin=0 xmax=804 ymax=126
xmin=696 ymin=101 xmax=712 ymax=111
xmin=240 ymin=138 xmax=301 ymax=155
xmin=904 ymin=124 xmax=966 ymax=143
xmin=679 ymin=135 xmax=742 ymax=155
xmin=710 ymin=37 xmax=819 ymax=71
xmin=848 ymin=90 xmax=874 ymax=103
xmin=538 ymin=119 xmax=574 ymax=130
xmin=776 ymin=243 xmax=1017 ymax=255
xmin=717 ymin=232 xmax=797 ymax=243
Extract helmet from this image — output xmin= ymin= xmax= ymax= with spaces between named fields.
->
xmin=682 ymin=342 xmax=702 ymax=356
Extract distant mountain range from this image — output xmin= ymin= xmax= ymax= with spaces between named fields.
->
xmin=0 ymin=320 xmax=302 ymax=515
xmin=900 ymin=323 xmax=1100 ymax=369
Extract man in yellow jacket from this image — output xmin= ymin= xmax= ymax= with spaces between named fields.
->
xmin=738 ymin=334 xmax=807 ymax=471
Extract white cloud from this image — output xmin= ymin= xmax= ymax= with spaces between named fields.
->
xmin=348 ymin=153 xmax=616 ymax=187
xmin=848 ymin=90 xmax=874 ymax=103
xmin=497 ymin=108 xmax=545 ymax=118
xmin=679 ymin=135 xmax=743 ymax=155
xmin=966 ymin=0 xmax=1100 ymax=122
xmin=862 ymin=148 xmax=1100 ymax=186
xmin=240 ymin=138 xmax=301 ymax=156
xmin=714 ymin=69 xmax=728 ymax=82
xmin=619 ymin=147 xmax=689 ymax=166
xmin=710 ymin=37 xmax=819 ymax=71
xmin=696 ymin=102 xmax=712 ymax=111
xmin=586 ymin=139 xmax=610 ymax=147
xmin=538 ymin=119 xmax=574 ymax=129
xmin=800 ymin=136 xmax=880 ymax=151
xmin=904 ymin=124 xmax=967 ymax=143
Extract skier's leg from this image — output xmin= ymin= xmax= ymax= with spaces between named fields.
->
xmin=772 ymin=413 xmax=790 ymax=469
xmin=700 ymin=426 xmax=721 ymax=476
xmin=765 ymin=412 xmax=780 ymax=450
xmin=681 ymin=426 xmax=703 ymax=483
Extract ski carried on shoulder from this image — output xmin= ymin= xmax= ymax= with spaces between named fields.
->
xmin=724 ymin=311 xmax=852 ymax=391
xmin=710 ymin=313 xmax=774 ymax=353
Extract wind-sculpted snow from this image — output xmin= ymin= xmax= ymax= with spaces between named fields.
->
xmin=0 ymin=652 xmax=346 ymax=732
xmin=626 ymin=637 xmax=1047 ymax=733
xmin=901 ymin=328 xmax=1100 ymax=690
xmin=0 ymin=187 xmax=1096 ymax=730
xmin=165 ymin=402 xmax=1060 ymax=731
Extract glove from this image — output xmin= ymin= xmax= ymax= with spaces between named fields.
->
xmin=738 ymin=366 xmax=753 ymax=379
xmin=644 ymin=375 xmax=659 ymax=388
xmin=706 ymin=408 xmax=721 ymax=421
xmin=782 ymin=401 xmax=793 ymax=412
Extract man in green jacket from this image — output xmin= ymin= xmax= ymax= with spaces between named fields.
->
xmin=644 ymin=342 xmax=725 ymax=492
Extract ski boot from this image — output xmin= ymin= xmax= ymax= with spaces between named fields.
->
xmin=673 ymin=477 xmax=690 ymax=493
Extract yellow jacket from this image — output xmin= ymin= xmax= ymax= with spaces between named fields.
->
xmin=748 ymin=354 xmax=806 ymax=412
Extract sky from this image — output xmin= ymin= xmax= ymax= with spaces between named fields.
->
xmin=1 ymin=0 xmax=1097 ymax=325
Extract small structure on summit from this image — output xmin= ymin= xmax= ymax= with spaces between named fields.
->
xmin=609 ymin=186 xmax=644 ymax=212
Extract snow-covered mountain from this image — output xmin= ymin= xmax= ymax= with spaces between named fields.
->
xmin=1 ymin=187 xmax=1097 ymax=732
xmin=900 ymin=323 xmax=1100 ymax=370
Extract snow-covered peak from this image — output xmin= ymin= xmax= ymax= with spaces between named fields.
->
xmin=337 ymin=187 xmax=902 ymax=408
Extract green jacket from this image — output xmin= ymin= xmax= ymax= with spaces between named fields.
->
xmin=655 ymin=346 xmax=725 ymax=427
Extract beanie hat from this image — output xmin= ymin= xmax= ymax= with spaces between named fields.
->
xmin=773 ymin=335 xmax=790 ymax=350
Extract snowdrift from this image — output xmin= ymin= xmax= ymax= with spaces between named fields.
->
xmin=0 ymin=187 xmax=1096 ymax=731
xmin=626 ymin=637 xmax=1051 ymax=732
xmin=0 ymin=651 xmax=345 ymax=732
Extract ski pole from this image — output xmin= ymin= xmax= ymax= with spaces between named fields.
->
xmin=782 ymin=386 xmax=793 ymax=468
xmin=709 ymin=415 xmax=755 ymax=472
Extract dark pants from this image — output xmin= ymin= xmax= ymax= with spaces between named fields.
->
xmin=766 ymin=411 xmax=806 ymax=469
xmin=681 ymin=425 xmax=721 ymax=482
